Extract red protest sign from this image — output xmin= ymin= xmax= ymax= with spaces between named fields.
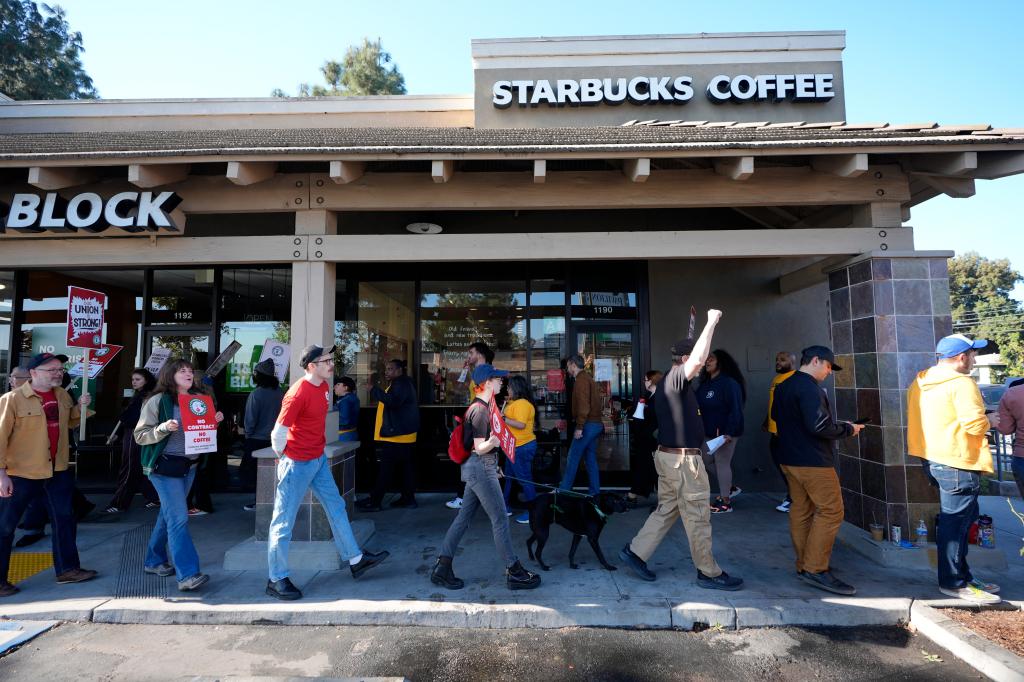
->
xmin=489 ymin=399 xmax=517 ymax=463
xmin=66 ymin=286 xmax=106 ymax=349
xmin=178 ymin=394 xmax=218 ymax=456
xmin=68 ymin=343 xmax=123 ymax=379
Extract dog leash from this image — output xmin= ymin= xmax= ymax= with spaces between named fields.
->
xmin=499 ymin=473 xmax=608 ymax=521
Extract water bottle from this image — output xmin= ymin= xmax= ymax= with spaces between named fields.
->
xmin=915 ymin=519 xmax=928 ymax=546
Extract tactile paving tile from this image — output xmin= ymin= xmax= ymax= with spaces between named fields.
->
xmin=8 ymin=552 xmax=53 ymax=584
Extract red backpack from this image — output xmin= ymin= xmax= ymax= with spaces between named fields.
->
xmin=448 ymin=403 xmax=483 ymax=464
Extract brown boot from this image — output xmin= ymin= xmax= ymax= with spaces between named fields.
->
xmin=56 ymin=568 xmax=98 ymax=584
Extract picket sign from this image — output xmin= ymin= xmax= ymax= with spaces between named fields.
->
xmin=488 ymin=398 xmax=517 ymax=463
xmin=66 ymin=286 xmax=106 ymax=439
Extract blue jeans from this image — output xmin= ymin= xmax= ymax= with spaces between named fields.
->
xmin=1012 ymin=456 xmax=1024 ymax=501
xmin=338 ymin=430 xmax=358 ymax=443
xmin=147 ymin=467 xmax=201 ymax=581
xmin=441 ymin=453 xmax=517 ymax=567
xmin=503 ymin=440 xmax=537 ymax=511
xmin=267 ymin=454 xmax=362 ymax=581
xmin=0 ymin=469 xmax=81 ymax=581
xmin=922 ymin=460 xmax=980 ymax=590
xmin=560 ymin=421 xmax=603 ymax=496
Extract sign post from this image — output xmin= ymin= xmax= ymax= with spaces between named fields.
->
xmin=66 ymin=286 xmax=106 ymax=439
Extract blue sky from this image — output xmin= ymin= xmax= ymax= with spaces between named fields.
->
xmin=50 ymin=0 xmax=1024 ymax=297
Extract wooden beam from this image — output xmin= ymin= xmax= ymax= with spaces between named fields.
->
xmin=713 ymin=156 xmax=754 ymax=181
xmin=128 ymin=163 xmax=190 ymax=188
xmin=533 ymin=160 xmax=546 ymax=184
xmin=226 ymin=161 xmax=277 ymax=186
xmin=908 ymin=152 xmax=977 ymax=176
xmin=329 ymin=161 xmax=365 ymax=184
xmin=920 ymin=175 xmax=976 ymax=198
xmin=623 ymin=158 xmax=650 ymax=183
xmin=850 ymin=201 xmax=903 ymax=228
xmin=811 ymin=153 xmax=868 ymax=177
xmin=28 ymin=166 xmax=95 ymax=190
xmin=0 ymin=235 xmax=299 ymax=267
xmin=976 ymin=151 xmax=1024 ymax=180
xmin=778 ymin=255 xmax=853 ymax=295
xmin=431 ymin=160 xmax=454 ymax=184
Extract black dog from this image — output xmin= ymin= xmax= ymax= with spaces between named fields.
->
xmin=525 ymin=491 xmax=628 ymax=571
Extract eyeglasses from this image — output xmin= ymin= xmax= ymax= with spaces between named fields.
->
xmin=35 ymin=368 xmax=64 ymax=374
xmin=315 ymin=359 xmax=333 ymax=365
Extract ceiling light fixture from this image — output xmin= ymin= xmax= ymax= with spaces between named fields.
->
xmin=405 ymin=222 xmax=443 ymax=235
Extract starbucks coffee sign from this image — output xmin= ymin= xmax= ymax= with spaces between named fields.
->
xmin=1 ymin=191 xmax=183 ymax=234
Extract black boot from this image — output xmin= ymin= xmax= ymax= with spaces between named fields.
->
xmin=430 ymin=556 xmax=464 ymax=590
xmin=506 ymin=560 xmax=541 ymax=590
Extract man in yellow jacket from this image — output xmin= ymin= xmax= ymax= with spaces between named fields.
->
xmin=907 ymin=334 xmax=1000 ymax=604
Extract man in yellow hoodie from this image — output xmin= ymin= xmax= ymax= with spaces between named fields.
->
xmin=907 ymin=334 xmax=1000 ymax=604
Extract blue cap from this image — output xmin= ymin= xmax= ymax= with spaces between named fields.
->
xmin=935 ymin=334 xmax=988 ymax=359
xmin=472 ymin=363 xmax=508 ymax=384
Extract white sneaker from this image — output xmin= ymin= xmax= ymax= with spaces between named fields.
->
xmin=776 ymin=499 xmax=791 ymax=513
xmin=939 ymin=585 xmax=1001 ymax=604
xmin=968 ymin=577 xmax=1000 ymax=594
xmin=445 ymin=497 xmax=463 ymax=510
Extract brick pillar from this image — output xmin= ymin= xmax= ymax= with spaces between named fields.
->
xmin=826 ymin=254 xmax=952 ymax=538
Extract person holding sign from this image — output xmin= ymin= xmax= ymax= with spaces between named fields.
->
xmin=134 ymin=359 xmax=223 ymax=592
xmin=265 ymin=345 xmax=389 ymax=601
xmin=431 ymin=364 xmax=541 ymax=592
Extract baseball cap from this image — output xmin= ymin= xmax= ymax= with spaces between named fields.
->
xmin=936 ymin=334 xmax=988 ymax=359
xmin=802 ymin=345 xmax=843 ymax=371
xmin=670 ymin=338 xmax=695 ymax=356
xmin=299 ymin=344 xmax=335 ymax=368
xmin=253 ymin=358 xmax=277 ymax=377
xmin=27 ymin=352 xmax=65 ymax=370
xmin=472 ymin=363 xmax=508 ymax=384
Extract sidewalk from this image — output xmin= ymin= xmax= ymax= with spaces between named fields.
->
xmin=1 ymin=491 xmax=1021 ymax=629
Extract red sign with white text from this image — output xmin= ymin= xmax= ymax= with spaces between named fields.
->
xmin=178 ymin=394 xmax=218 ymax=456
xmin=68 ymin=343 xmax=123 ymax=378
xmin=66 ymin=286 xmax=106 ymax=349
xmin=489 ymin=399 xmax=517 ymax=463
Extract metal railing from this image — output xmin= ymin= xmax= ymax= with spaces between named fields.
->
xmin=990 ymin=428 xmax=1016 ymax=481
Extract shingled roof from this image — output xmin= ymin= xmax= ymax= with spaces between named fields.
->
xmin=0 ymin=122 xmax=1022 ymax=161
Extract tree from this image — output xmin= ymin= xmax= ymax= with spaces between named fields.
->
xmin=272 ymin=38 xmax=406 ymax=97
xmin=948 ymin=252 xmax=1024 ymax=378
xmin=0 ymin=1 xmax=97 ymax=100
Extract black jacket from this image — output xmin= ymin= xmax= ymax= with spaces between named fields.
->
xmin=371 ymin=375 xmax=420 ymax=438
xmin=770 ymin=371 xmax=852 ymax=467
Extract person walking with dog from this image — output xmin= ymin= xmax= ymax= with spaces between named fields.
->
xmin=764 ymin=351 xmax=797 ymax=513
xmin=560 ymin=354 xmax=603 ymax=496
xmin=431 ymin=364 xmax=541 ymax=591
xmin=696 ymin=349 xmax=746 ymax=513
xmin=772 ymin=345 xmax=862 ymax=596
xmin=266 ymin=345 xmax=389 ymax=600
xmin=502 ymin=374 xmax=538 ymax=524
xmin=446 ymin=341 xmax=494 ymax=510
xmin=619 ymin=310 xmax=743 ymax=591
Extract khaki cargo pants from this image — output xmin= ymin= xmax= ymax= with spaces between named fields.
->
xmin=629 ymin=447 xmax=722 ymax=577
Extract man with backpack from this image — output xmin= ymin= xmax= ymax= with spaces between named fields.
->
xmin=431 ymin=364 xmax=541 ymax=591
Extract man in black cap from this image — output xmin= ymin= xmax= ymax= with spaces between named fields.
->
xmin=771 ymin=345 xmax=863 ymax=596
xmin=0 ymin=352 xmax=97 ymax=596
xmin=265 ymin=344 xmax=388 ymax=600
xmin=619 ymin=310 xmax=743 ymax=591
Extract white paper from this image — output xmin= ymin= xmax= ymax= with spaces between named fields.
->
xmin=258 ymin=339 xmax=291 ymax=383
xmin=594 ymin=358 xmax=614 ymax=382
xmin=705 ymin=435 xmax=726 ymax=455
xmin=143 ymin=347 xmax=172 ymax=375
xmin=632 ymin=401 xmax=645 ymax=419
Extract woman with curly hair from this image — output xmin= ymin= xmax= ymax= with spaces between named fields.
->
xmin=696 ymin=349 xmax=746 ymax=514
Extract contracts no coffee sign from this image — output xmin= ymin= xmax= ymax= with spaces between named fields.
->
xmin=492 ymin=73 xmax=835 ymax=107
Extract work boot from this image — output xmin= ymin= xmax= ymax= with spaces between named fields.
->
xmin=351 ymin=550 xmax=390 ymax=579
xmin=430 ymin=556 xmax=464 ymax=590
xmin=506 ymin=561 xmax=541 ymax=590
xmin=619 ymin=545 xmax=656 ymax=581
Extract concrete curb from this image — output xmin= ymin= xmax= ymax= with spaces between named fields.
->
xmin=910 ymin=601 xmax=1024 ymax=682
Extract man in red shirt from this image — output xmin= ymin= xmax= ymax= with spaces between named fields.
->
xmin=265 ymin=344 xmax=388 ymax=600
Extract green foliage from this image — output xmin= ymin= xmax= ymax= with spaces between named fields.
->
xmin=949 ymin=252 xmax=1024 ymax=377
xmin=0 ymin=0 xmax=97 ymax=100
xmin=272 ymin=38 xmax=406 ymax=98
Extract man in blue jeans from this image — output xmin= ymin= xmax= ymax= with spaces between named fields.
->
xmin=265 ymin=344 xmax=389 ymax=600
xmin=907 ymin=334 xmax=1001 ymax=604
xmin=560 ymin=354 xmax=603 ymax=496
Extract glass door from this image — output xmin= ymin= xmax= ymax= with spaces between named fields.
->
xmin=144 ymin=331 xmax=211 ymax=371
xmin=572 ymin=323 xmax=639 ymax=481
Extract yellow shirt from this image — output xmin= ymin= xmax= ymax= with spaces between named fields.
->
xmin=466 ymin=379 xmax=478 ymax=404
xmin=373 ymin=387 xmax=417 ymax=444
xmin=503 ymin=399 xmax=536 ymax=446
xmin=766 ymin=370 xmax=795 ymax=435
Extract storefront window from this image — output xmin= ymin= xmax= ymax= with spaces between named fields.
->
xmin=150 ymin=268 xmax=214 ymax=326
xmin=335 ymin=280 xmax=415 ymax=405
xmin=528 ymin=278 xmax=567 ymax=430
xmin=219 ymin=267 xmax=292 ymax=393
xmin=419 ymin=280 xmax=527 ymax=405
xmin=0 ymin=271 xmax=12 ymax=388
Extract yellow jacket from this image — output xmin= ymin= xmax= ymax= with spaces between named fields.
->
xmin=906 ymin=365 xmax=992 ymax=473
xmin=0 ymin=382 xmax=83 ymax=479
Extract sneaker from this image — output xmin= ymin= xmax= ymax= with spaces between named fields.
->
xmin=729 ymin=486 xmax=742 ymax=498
xmin=56 ymin=568 xmax=98 ymax=584
xmin=103 ymin=506 xmax=123 ymax=514
xmin=940 ymin=585 xmax=1001 ymax=604
xmin=506 ymin=561 xmax=541 ymax=590
xmin=776 ymin=498 xmax=791 ymax=513
xmin=351 ymin=550 xmax=390 ymax=579
xmin=266 ymin=577 xmax=302 ymax=600
xmin=446 ymin=496 xmax=463 ymax=510
xmin=968 ymin=577 xmax=1000 ymax=594
xmin=242 ymin=502 xmax=256 ymax=512
xmin=710 ymin=497 xmax=733 ymax=514
xmin=618 ymin=545 xmax=656 ymax=581
xmin=515 ymin=512 xmax=530 ymax=524
xmin=0 ymin=582 xmax=19 ymax=598
xmin=143 ymin=563 xmax=175 ymax=577
xmin=187 ymin=508 xmax=208 ymax=517
xmin=177 ymin=573 xmax=210 ymax=592
xmin=697 ymin=570 xmax=744 ymax=591
xmin=144 ymin=501 xmax=161 ymax=509
xmin=798 ymin=570 xmax=856 ymax=596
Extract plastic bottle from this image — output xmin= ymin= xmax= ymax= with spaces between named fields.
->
xmin=915 ymin=519 xmax=928 ymax=546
